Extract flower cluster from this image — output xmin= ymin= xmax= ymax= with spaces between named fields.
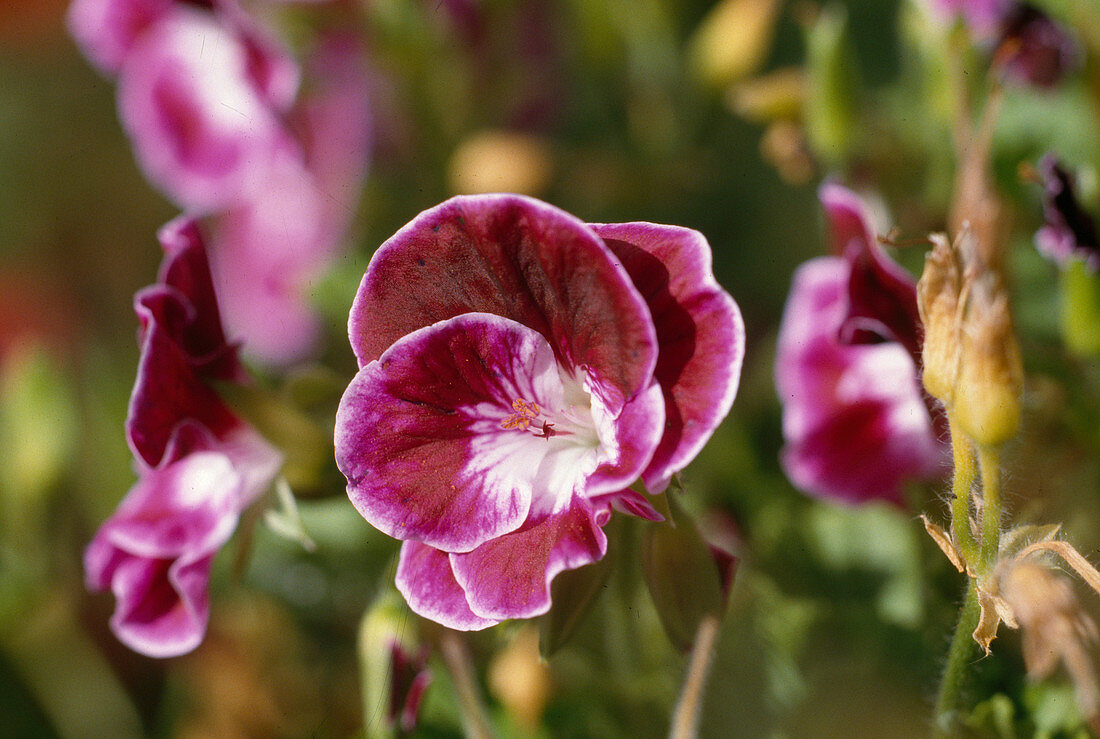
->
xmin=335 ymin=194 xmax=744 ymax=630
xmin=776 ymin=184 xmax=945 ymax=505
xmin=85 ymin=218 xmax=281 ymax=657
xmin=68 ymin=0 xmax=371 ymax=364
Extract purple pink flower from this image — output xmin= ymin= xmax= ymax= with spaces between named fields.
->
xmin=1035 ymin=155 xmax=1100 ymax=272
xmin=334 ymin=194 xmax=744 ymax=630
xmin=928 ymin=0 xmax=1078 ymax=88
xmin=85 ymin=217 xmax=280 ymax=657
xmin=68 ymin=0 xmax=372 ymax=366
xmin=776 ymin=184 xmax=944 ymax=505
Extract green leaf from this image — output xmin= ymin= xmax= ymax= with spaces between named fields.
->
xmin=804 ymin=3 xmax=861 ymax=166
xmin=640 ymin=496 xmax=724 ymax=652
xmin=539 ymin=519 xmax=618 ymax=658
xmin=1061 ymin=259 xmax=1100 ymax=357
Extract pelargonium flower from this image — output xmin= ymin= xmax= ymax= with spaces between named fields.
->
xmin=86 ymin=217 xmax=280 ymax=657
xmin=776 ymin=184 xmax=943 ymax=505
xmin=1035 ymin=155 xmax=1100 ymax=272
xmin=207 ymin=33 xmax=373 ymax=366
xmin=335 ymin=194 xmax=744 ymax=630
xmin=115 ymin=4 xmax=298 ymax=212
xmin=928 ymin=0 xmax=1078 ymax=88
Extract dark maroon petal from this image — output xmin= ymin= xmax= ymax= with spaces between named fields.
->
xmin=349 ymin=194 xmax=658 ymax=413
xmin=819 ymin=183 xmax=923 ymax=362
xmin=997 ymin=4 xmax=1080 ymax=89
xmin=592 ymin=223 xmax=744 ymax=491
xmin=156 ymin=216 xmax=244 ymax=380
xmin=128 ymin=295 xmax=242 ymax=466
xmin=1036 ymin=155 xmax=1100 ymax=271
xmin=395 ymin=541 xmax=498 ymax=631
xmin=449 ymin=498 xmax=607 ymax=621
xmin=780 ymin=397 xmax=939 ymax=505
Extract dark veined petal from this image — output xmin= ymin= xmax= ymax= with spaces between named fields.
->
xmin=592 ymin=223 xmax=744 ymax=491
xmin=348 ymin=194 xmax=658 ymax=414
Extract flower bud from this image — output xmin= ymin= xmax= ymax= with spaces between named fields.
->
xmin=916 ymin=233 xmax=962 ymax=405
xmin=953 ymin=275 xmax=1023 ymax=447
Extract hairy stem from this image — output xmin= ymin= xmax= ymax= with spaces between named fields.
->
xmin=439 ymin=630 xmax=493 ymax=739
xmin=977 ymin=446 xmax=1002 ymax=572
xmin=669 ymin=613 xmax=722 ymax=739
xmin=934 ymin=580 xmax=981 ymax=735
xmin=948 ymin=412 xmax=979 ymax=567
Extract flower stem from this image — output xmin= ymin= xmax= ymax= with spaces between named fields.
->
xmin=669 ymin=613 xmax=722 ymax=739
xmin=977 ymin=445 xmax=1002 ymax=572
xmin=947 ymin=411 xmax=979 ymax=566
xmin=438 ymin=630 xmax=493 ymax=739
xmin=934 ymin=580 xmax=981 ymax=735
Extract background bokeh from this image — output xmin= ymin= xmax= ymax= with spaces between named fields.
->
xmin=3 ymin=0 xmax=1100 ymax=736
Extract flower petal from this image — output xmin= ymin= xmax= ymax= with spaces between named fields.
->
xmin=66 ymin=0 xmax=173 ymax=75
xmin=395 ymin=541 xmax=498 ymax=631
xmin=156 ymin=216 xmax=244 ymax=380
xmin=97 ymin=450 xmax=241 ymax=560
xmin=349 ymin=194 xmax=658 ymax=413
xmin=336 ymin=312 xmax=605 ymax=553
xmin=116 ymin=6 xmax=289 ymax=211
xmin=819 ymin=183 xmax=922 ymax=361
xmin=1036 ymin=155 xmax=1100 ymax=271
xmin=128 ymin=285 xmax=244 ymax=466
xmin=776 ymin=257 xmax=942 ymax=504
xmin=449 ymin=498 xmax=607 ymax=621
xmin=592 ymin=223 xmax=744 ymax=491
xmin=106 ymin=553 xmax=215 ymax=658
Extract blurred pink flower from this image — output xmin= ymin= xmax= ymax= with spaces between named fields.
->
xmin=335 ymin=194 xmax=744 ymax=629
xmin=86 ymin=217 xmax=280 ymax=657
xmin=115 ymin=5 xmax=297 ymax=212
xmin=928 ymin=0 xmax=1078 ymax=88
xmin=1035 ymin=155 xmax=1100 ymax=271
xmin=207 ymin=33 xmax=373 ymax=365
xmin=776 ymin=185 xmax=944 ymax=505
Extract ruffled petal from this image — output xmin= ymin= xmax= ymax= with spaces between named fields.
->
xmin=98 ymin=450 xmax=241 ymax=559
xmin=107 ymin=553 xmax=215 ymax=658
xmin=776 ymin=256 xmax=943 ymax=504
xmin=116 ymin=6 xmax=290 ymax=211
xmin=819 ymin=183 xmax=922 ymax=361
xmin=349 ymin=194 xmax=658 ymax=414
xmin=592 ymin=223 xmax=744 ymax=491
xmin=336 ymin=312 xmax=608 ymax=553
xmin=156 ymin=216 xmax=244 ymax=380
xmin=584 ymin=378 xmax=665 ymax=495
xmin=127 ymin=293 xmax=242 ymax=467
xmin=395 ymin=541 xmax=497 ymax=631
xmin=450 ymin=498 xmax=607 ymax=621
xmin=66 ymin=0 xmax=173 ymax=75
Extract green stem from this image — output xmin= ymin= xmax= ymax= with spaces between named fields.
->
xmin=438 ymin=631 xmax=493 ymax=739
xmin=669 ymin=613 xmax=722 ymax=739
xmin=977 ymin=446 xmax=1002 ymax=572
xmin=934 ymin=580 xmax=981 ymax=735
xmin=947 ymin=412 xmax=979 ymax=567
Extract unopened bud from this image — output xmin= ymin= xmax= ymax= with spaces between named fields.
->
xmin=917 ymin=233 xmax=962 ymax=405
xmin=954 ymin=275 xmax=1023 ymax=447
